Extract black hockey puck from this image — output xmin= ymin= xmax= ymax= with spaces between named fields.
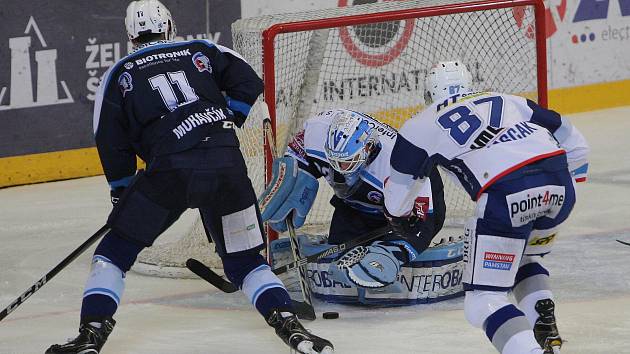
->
xmin=322 ymin=312 xmax=339 ymax=319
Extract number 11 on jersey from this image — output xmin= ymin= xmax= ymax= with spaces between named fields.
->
xmin=149 ymin=70 xmax=199 ymax=111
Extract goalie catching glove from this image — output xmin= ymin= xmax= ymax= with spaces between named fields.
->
xmin=259 ymin=156 xmax=319 ymax=232
xmin=334 ymin=240 xmax=417 ymax=289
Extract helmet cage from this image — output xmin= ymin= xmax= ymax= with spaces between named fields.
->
xmin=324 ymin=111 xmax=378 ymax=176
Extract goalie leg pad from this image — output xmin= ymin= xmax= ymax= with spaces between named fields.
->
xmin=268 ymin=169 xmax=319 ymax=232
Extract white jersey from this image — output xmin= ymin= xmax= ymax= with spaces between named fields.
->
xmin=286 ymin=110 xmax=435 ymax=216
xmin=385 ymin=92 xmax=589 ymax=217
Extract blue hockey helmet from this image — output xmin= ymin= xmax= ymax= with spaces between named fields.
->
xmin=324 ymin=109 xmax=379 ymax=175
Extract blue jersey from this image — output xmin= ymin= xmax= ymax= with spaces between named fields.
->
xmin=93 ymin=40 xmax=263 ymax=189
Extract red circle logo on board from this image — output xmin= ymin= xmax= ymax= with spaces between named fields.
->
xmin=338 ymin=0 xmax=415 ymax=67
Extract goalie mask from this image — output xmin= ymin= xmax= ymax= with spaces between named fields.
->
xmin=324 ymin=110 xmax=379 ymax=197
xmin=424 ymin=60 xmax=473 ymax=104
xmin=125 ymin=0 xmax=177 ymax=42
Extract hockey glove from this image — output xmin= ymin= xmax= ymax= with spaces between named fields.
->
xmin=110 ymin=187 xmax=125 ymax=206
xmin=335 ymin=241 xmax=406 ymax=288
xmin=385 ymin=208 xmax=432 ymax=255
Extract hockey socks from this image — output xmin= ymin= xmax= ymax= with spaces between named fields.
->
xmin=80 ymin=255 xmax=126 ymax=322
xmin=241 ymin=264 xmax=293 ymax=317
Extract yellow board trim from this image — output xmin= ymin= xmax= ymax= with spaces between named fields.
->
xmin=1 ymin=79 xmax=630 ymax=188
xmin=0 ymin=147 xmax=103 ymax=187
xmin=548 ymin=79 xmax=630 ymax=115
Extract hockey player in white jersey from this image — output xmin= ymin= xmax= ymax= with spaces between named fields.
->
xmin=260 ymin=109 xmax=447 ymax=289
xmin=385 ymin=61 xmax=589 ymax=354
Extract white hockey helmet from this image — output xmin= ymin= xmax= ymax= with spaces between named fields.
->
xmin=125 ymin=0 xmax=176 ymax=42
xmin=324 ymin=109 xmax=379 ymax=176
xmin=424 ymin=60 xmax=473 ymax=104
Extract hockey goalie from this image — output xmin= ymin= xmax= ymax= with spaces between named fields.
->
xmin=259 ymin=108 xmax=465 ymax=305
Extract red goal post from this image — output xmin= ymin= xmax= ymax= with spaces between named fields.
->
xmin=258 ymin=0 xmax=547 ymax=241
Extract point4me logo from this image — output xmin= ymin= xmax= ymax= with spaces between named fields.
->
xmin=338 ymin=0 xmax=414 ymax=67
xmin=0 ymin=17 xmax=73 ymax=111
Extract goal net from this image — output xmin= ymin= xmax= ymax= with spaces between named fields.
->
xmin=133 ymin=0 xmax=547 ymax=278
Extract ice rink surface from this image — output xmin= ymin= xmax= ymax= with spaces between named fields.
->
xmin=1 ymin=107 xmax=629 ymax=354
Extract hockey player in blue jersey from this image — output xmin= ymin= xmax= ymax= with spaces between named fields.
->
xmin=45 ymin=1 xmax=333 ymax=353
xmin=259 ymin=109 xmax=447 ymax=289
xmin=385 ymin=61 xmax=589 ymax=354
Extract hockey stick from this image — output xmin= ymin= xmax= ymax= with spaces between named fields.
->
xmin=285 ymin=216 xmax=316 ymax=320
xmin=616 ymin=239 xmax=630 ymax=246
xmin=261 ymin=114 xmax=316 ymax=320
xmin=186 ymin=258 xmax=238 ymax=293
xmin=271 ymin=225 xmax=391 ymax=276
xmin=0 ymin=225 xmax=110 ymax=322
xmin=185 ymin=225 xmax=391 ymax=290
xmin=186 ymin=258 xmax=316 ymax=320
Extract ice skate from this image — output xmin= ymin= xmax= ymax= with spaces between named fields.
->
xmin=267 ymin=309 xmax=334 ymax=354
xmin=533 ymin=299 xmax=562 ymax=354
xmin=45 ymin=318 xmax=115 ymax=354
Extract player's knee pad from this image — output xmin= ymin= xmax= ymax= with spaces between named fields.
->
xmin=524 ymin=227 xmax=559 ymax=256
xmin=464 ymin=290 xmax=511 ymax=328
xmin=83 ymin=255 xmax=126 ymax=306
xmin=221 ymin=252 xmax=267 ymax=289
xmin=94 ymin=230 xmax=145 ymax=272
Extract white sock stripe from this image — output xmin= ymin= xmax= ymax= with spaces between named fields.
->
xmin=252 ymin=282 xmax=285 ymax=305
xmin=83 ymin=257 xmax=125 ymax=307
xmin=242 ymin=265 xmax=287 ymax=306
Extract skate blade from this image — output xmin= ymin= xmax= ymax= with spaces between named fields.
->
xmin=294 ymin=340 xmax=334 ymax=354
xmin=295 ymin=340 xmax=314 ymax=353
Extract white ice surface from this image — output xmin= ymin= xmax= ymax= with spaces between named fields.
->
xmin=1 ymin=107 xmax=630 ymax=354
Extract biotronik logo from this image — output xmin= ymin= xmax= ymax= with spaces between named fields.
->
xmin=338 ymin=0 xmax=414 ymax=67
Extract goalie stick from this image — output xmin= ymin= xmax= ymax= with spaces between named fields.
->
xmin=185 ymin=225 xmax=391 ymax=289
xmin=186 ymin=258 xmax=316 ymax=320
xmin=0 ymin=225 xmax=110 ymax=322
xmin=262 ymin=112 xmax=317 ymax=320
